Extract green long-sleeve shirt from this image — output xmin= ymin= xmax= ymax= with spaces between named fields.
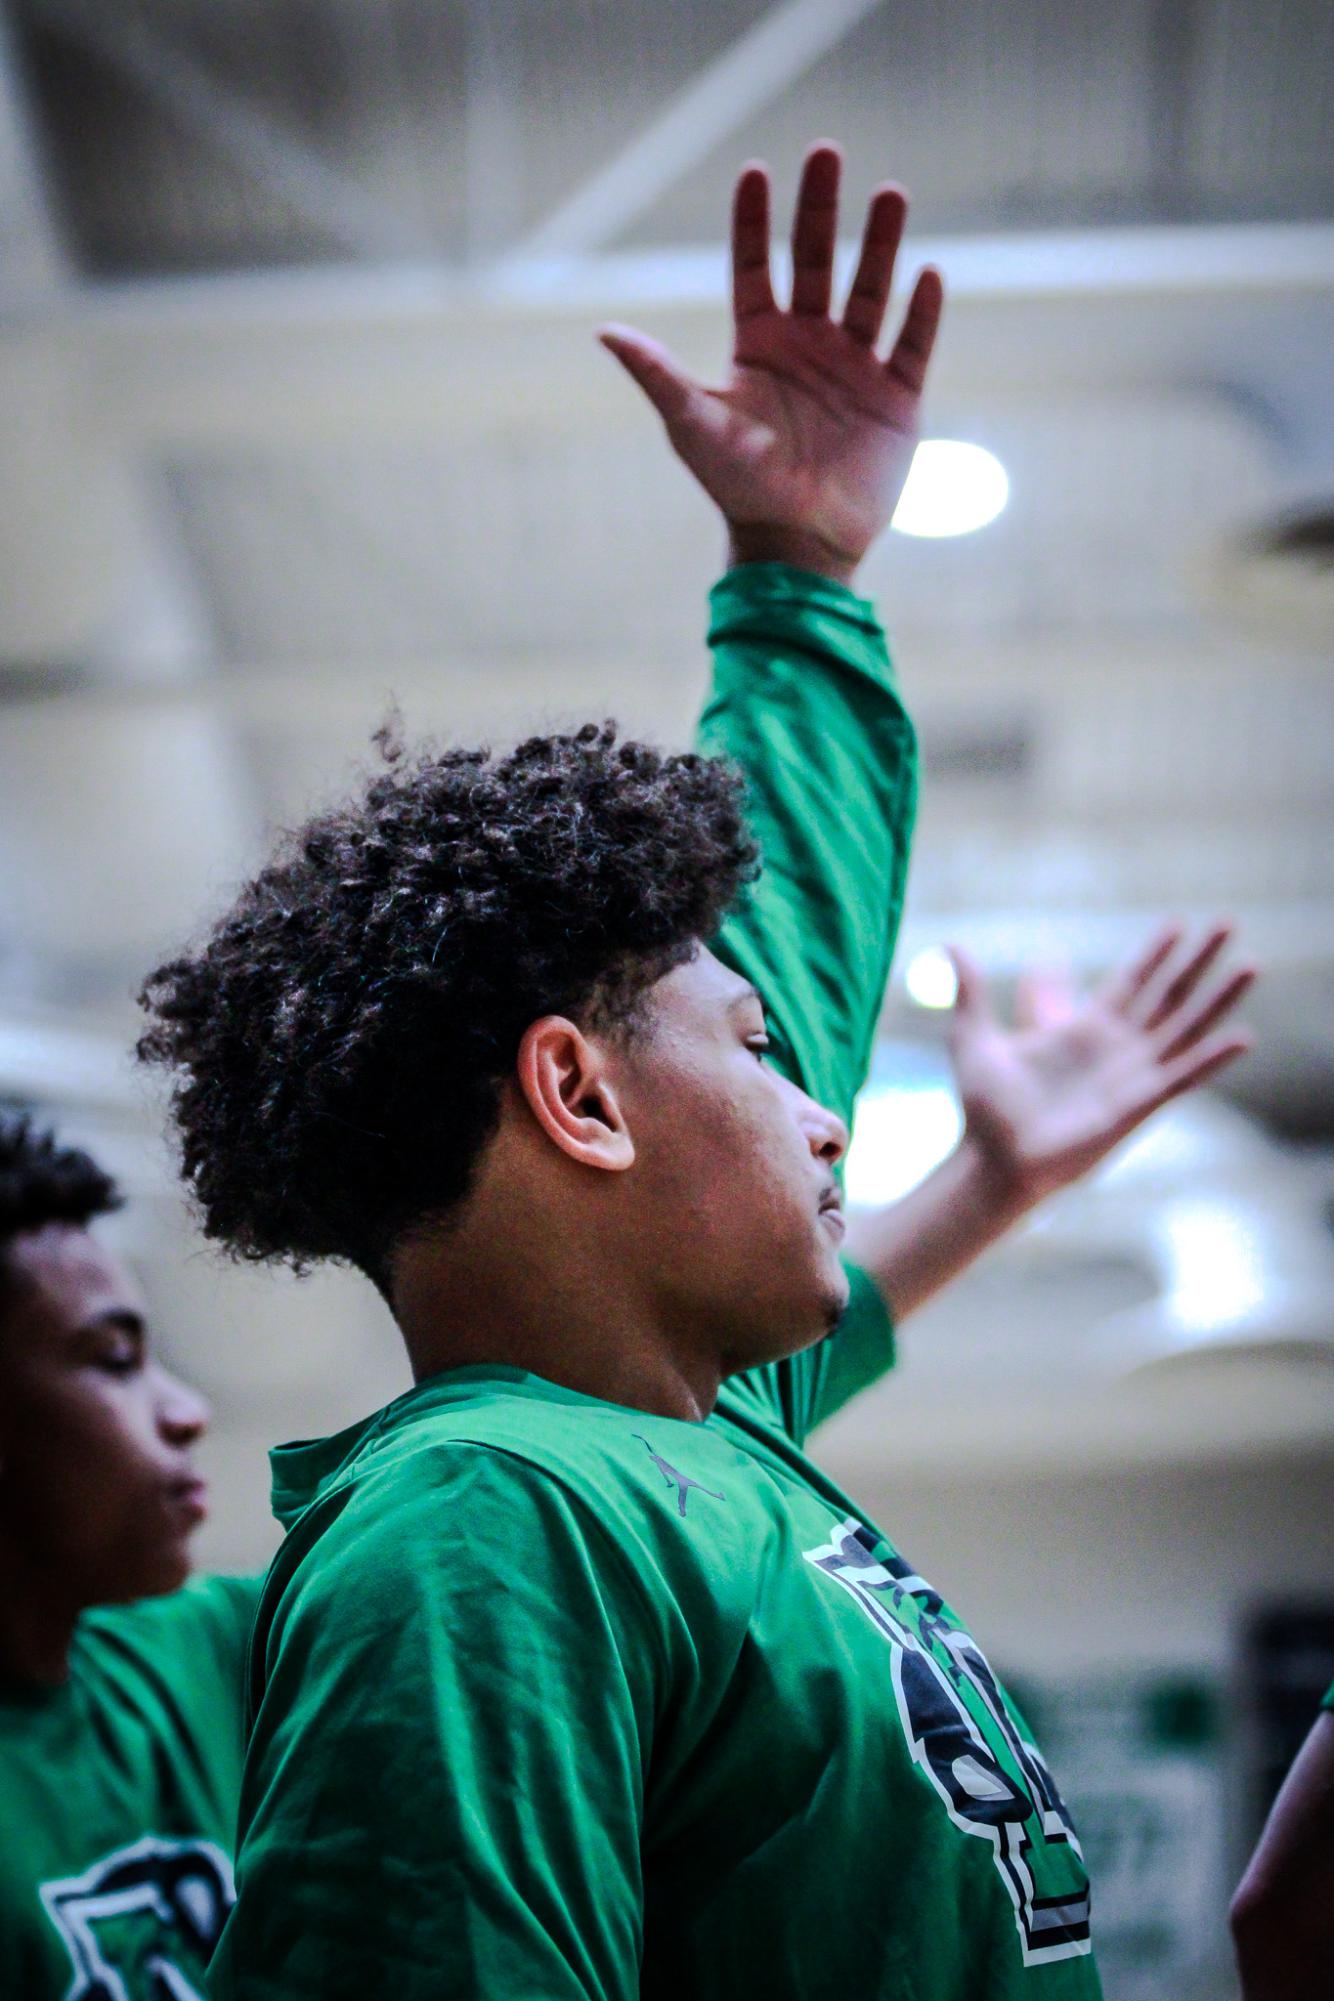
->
xmin=212 ymin=565 xmax=1099 ymax=1999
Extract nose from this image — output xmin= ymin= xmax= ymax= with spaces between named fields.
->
xmin=155 ymin=1366 xmax=210 ymax=1448
xmin=798 ymin=1087 xmax=848 ymax=1169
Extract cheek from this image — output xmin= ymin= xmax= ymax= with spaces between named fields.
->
xmin=651 ymin=1073 xmax=814 ymax=1248
xmin=2 ymin=1382 xmax=159 ymax=1533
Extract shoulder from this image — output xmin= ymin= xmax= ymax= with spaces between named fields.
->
xmin=81 ymin=1574 xmax=260 ymax=1676
xmin=64 ymin=1581 xmax=253 ymax=1767
xmin=345 ymin=1388 xmax=756 ymax=1535
xmin=272 ymin=1395 xmax=773 ymax=1663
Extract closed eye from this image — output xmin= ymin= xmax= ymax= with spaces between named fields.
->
xmin=97 ymin=1348 xmax=142 ymax=1378
xmin=79 ymin=1313 xmax=146 ymax=1378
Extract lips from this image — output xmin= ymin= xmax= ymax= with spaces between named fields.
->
xmin=169 ymin=1476 xmax=210 ymax=1525
xmin=818 ymin=1190 xmax=845 ymax=1238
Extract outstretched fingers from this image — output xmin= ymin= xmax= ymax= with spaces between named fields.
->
xmin=1156 ymin=965 xmax=1257 ymax=1063
xmin=841 ymin=183 xmax=907 ymax=346
xmin=1141 ymin=922 xmax=1233 ymax=1031
xmin=790 ymin=142 xmax=841 ymax=317
xmin=1100 ymin=924 xmax=1183 ymax=1016
xmin=1146 ymin=1030 xmax=1254 ymax=1113
xmin=731 ymin=162 xmax=776 ymax=324
xmin=884 ymin=266 xmax=944 ymax=394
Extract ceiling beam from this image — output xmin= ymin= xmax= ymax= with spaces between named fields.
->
xmin=505 ymin=0 xmax=886 ymax=262
xmin=462 ymin=0 xmax=524 ymax=265
xmin=5 ymin=220 xmax=1325 ymax=336
xmin=34 ymin=0 xmax=432 ymax=264
xmin=0 ymin=4 xmax=68 ymax=307
xmin=0 ymin=223 xmax=1327 ymax=468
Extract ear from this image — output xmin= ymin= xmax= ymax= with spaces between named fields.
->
xmin=514 ymin=1016 xmax=635 ymax=1173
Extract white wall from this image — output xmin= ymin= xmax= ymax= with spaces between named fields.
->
xmin=830 ymin=1448 xmax=1334 ymax=1678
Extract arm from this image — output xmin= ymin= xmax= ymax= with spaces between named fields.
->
xmin=604 ymin=151 xmax=936 ymax=1443
xmin=214 ymin=1460 xmax=652 ymax=2000
xmin=604 ymin=154 xmax=1257 ymax=1418
xmin=602 ymin=144 xmax=940 ymax=1129
xmin=1231 ymin=1706 xmax=1334 ymax=2000
xmin=700 ymin=567 xmax=914 ymax=1131
xmin=604 ymin=151 xmax=941 ymax=1442
xmin=846 ymin=925 xmax=1256 ymax=1322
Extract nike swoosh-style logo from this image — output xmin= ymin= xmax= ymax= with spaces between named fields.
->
xmin=633 ymin=1434 xmax=725 ymax=1518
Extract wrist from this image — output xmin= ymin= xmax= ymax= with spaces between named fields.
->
xmin=948 ymin=1132 xmax=1037 ymax=1234
xmin=726 ymin=522 xmax=860 ymax=590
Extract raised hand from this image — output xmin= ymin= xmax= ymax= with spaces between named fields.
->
xmin=599 ymin=143 xmax=944 ymax=584
xmin=946 ymin=924 xmax=1258 ymax=1205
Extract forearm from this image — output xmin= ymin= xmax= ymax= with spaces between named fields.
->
xmin=844 ymin=1137 xmax=1033 ymax=1323
xmin=701 ymin=563 xmax=917 ymax=1127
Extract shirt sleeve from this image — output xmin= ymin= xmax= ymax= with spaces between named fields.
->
xmin=213 ymin=1452 xmax=657 ymax=2000
xmin=140 ymin=1572 xmax=263 ymax=1662
xmin=185 ymin=1573 xmax=265 ymax=1659
xmin=699 ymin=563 xmax=916 ymax=1437
xmin=700 ymin=561 xmax=917 ymax=1132
xmin=719 ymin=1262 xmax=896 ymax=1449
xmin=799 ymin=1262 xmax=897 ymax=1435
xmin=124 ymin=1572 xmax=262 ymax=1739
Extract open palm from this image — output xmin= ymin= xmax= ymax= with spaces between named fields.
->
xmin=948 ymin=925 xmax=1257 ymax=1203
xmin=601 ymin=145 xmax=944 ymax=578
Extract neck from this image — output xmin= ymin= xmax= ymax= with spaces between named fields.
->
xmin=0 ymin=1547 xmax=80 ymax=1688
xmin=390 ymin=1167 xmax=721 ymax=1425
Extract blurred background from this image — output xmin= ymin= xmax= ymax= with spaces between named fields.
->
xmin=1 ymin=1 xmax=1331 ymax=1991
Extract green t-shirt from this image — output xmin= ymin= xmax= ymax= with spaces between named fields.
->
xmin=0 ymin=1575 xmax=257 ymax=1999
xmin=212 ymin=565 xmax=1099 ymax=1998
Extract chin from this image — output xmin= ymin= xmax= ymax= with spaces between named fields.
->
xmin=818 ymin=1269 xmax=851 ymax=1335
xmin=735 ymin=1268 xmax=850 ymax=1369
xmin=155 ymin=1541 xmax=195 ymax=1595
xmin=823 ymin=1286 xmax=848 ymax=1334
xmin=114 ymin=1542 xmax=194 ymax=1605
xmin=712 ymin=1238 xmax=851 ymax=1370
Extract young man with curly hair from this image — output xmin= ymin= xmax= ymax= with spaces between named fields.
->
xmin=0 ymin=1116 xmax=253 ymax=1996
xmin=139 ymin=150 xmax=1252 ymax=1999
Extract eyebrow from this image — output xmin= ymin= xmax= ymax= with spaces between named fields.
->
xmin=80 ymin=1309 xmax=146 ymax=1339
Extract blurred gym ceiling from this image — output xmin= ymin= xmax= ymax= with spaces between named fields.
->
xmin=0 ymin=3 xmax=1331 ymax=1494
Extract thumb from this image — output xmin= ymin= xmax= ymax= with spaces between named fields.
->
xmin=945 ymin=945 xmax=992 ymax=1028
xmin=598 ymin=324 xmax=701 ymax=430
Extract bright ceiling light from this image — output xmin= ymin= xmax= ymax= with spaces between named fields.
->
xmin=892 ymin=440 xmax=1009 ymax=538
xmin=904 ymin=947 xmax=958 ymax=1010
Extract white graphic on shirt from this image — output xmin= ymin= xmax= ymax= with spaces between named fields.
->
xmin=40 ymin=1834 xmax=234 ymax=2001
xmin=804 ymin=1517 xmax=1092 ymax=1969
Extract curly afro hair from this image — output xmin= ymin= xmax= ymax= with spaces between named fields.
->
xmin=0 ymin=1115 xmax=122 ymax=1309
xmin=138 ymin=722 xmax=759 ymax=1286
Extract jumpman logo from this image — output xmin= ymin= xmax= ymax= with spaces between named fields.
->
xmin=633 ymin=1435 xmax=725 ymax=1518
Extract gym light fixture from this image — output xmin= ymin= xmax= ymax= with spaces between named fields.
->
xmin=892 ymin=440 xmax=1009 ymax=538
xmin=904 ymin=947 xmax=958 ymax=1010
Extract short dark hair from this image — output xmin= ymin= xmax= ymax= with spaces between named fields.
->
xmin=138 ymin=723 xmax=759 ymax=1285
xmin=0 ymin=1115 xmax=122 ymax=1310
